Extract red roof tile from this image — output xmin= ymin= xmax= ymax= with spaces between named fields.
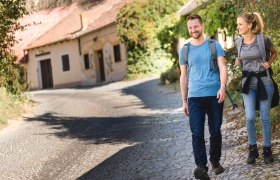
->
xmin=79 ymin=0 xmax=131 ymax=36
xmin=13 ymin=3 xmax=79 ymax=62
xmin=14 ymin=0 xmax=132 ymax=63
xmin=27 ymin=8 xmax=82 ymax=49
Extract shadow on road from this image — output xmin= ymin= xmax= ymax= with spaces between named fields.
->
xmin=121 ymin=78 xmax=181 ymax=110
xmin=23 ymin=78 xmax=190 ymax=179
xmin=26 ymin=112 xmax=184 ymax=145
xmin=25 ymin=110 xmax=191 ymax=179
xmin=77 ymin=136 xmax=192 ymax=180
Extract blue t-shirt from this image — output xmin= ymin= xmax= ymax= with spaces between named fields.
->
xmin=179 ymin=39 xmax=225 ymax=98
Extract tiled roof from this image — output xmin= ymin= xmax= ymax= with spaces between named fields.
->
xmin=13 ymin=3 xmax=79 ymax=62
xmin=78 ymin=0 xmax=130 ymax=36
xmin=27 ymin=8 xmax=82 ymax=49
xmin=13 ymin=0 xmax=132 ymax=63
xmin=77 ymin=0 xmax=131 ymax=36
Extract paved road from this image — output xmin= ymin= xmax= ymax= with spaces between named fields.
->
xmin=0 ymin=77 xmax=279 ymax=180
xmin=0 ymin=78 xmax=195 ymax=179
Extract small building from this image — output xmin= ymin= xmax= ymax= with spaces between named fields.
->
xmin=14 ymin=0 xmax=131 ymax=90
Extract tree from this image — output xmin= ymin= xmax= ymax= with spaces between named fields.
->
xmin=117 ymin=0 xmax=185 ymax=78
xmin=0 ymin=0 xmax=27 ymax=94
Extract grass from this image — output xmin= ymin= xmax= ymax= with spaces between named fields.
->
xmin=0 ymin=87 xmax=31 ymax=129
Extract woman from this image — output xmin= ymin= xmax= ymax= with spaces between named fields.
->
xmin=235 ymin=12 xmax=278 ymax=164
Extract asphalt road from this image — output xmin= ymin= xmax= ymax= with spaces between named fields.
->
xmin=0 ymin=77 xmax=196 ymax=180
xmin=1 ymin=77 xmax=279 ymax=180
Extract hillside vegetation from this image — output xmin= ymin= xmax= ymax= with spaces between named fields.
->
xmin=0 ymin=88 xmax=30 ymax=128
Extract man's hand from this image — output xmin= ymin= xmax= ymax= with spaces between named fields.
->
xmin=217 ymin=87 xmax=226 ymax=103
xmin=182 ymin=100 xmax=189 ymax=116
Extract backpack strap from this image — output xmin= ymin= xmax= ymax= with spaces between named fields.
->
xmin=256 ymin=33 xmax=272 ymax=75
xmin=183 ymin=42 xmax=190 ymax=65
xmin=184 ymin=39 xmax=218 ymax=71
xmin=256 ymin=33 xmax=266 ymax=61
xmin=209 ymin=39 xmax=217 ymax=71
xmin=236 ymin=36 xmax=243 ymax=60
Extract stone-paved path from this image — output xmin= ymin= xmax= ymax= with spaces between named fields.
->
xmin=0 ymin=77 xmax=279 ymax=179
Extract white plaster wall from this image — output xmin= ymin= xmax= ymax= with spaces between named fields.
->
xmin=27 ymin=39 xmax=81 ymax=90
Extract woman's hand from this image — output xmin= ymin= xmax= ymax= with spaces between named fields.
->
xmin=234 ymin=59 xmax=241 ymax=66
xmin=261 ymin=61 xmax=271 ymax=69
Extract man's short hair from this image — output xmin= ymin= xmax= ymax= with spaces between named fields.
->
xmin=186 ymin=14 xmax=203 ymax=24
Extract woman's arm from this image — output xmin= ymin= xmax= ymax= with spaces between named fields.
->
xmin=262 ymin=46 xmax=277 ymax=69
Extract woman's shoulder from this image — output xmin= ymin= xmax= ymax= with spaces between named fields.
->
xmin=235 ymin=36 xmax=243 ymax=47
xmin=257 ymin=33 xmax=271 ymax=41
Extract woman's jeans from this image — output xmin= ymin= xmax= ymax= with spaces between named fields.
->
xmin=188 ymin=96 xmax=224 ymax=167
xmin=242 ymin=83 xmax=274 ymax=147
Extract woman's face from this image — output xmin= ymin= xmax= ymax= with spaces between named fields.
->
xmin=237 ymin=17 xmax=252 ymax=35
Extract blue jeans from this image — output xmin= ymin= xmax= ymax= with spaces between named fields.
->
xmin=242 ymin=83 xmax=274 ymax=147
xmin=188 ymin=96 xmax=224 ymax=167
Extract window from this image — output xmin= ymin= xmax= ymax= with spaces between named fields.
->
xmin=62 ymin=54 xmax=70 ymax=71
xmin=114 ymin=44 xmax=121 ymax=62
xmin=84 ymin=54 xmax=90 ymax=69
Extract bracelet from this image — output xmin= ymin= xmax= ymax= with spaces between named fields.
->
xmin=221 ymin=83 xmax=226 ymax=88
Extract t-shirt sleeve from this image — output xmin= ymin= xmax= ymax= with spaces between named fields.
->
xmin=214 ymin=41 xmax=225 ymax=57
xmin=179 ymin=47 xmax=186 ymax=65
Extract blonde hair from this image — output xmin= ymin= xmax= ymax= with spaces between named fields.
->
xmin=239 ymin=12 xmax=264 ymax=34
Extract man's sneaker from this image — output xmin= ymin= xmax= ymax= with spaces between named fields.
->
xmin=211 ymin=162 xmax=225 ymax=175
xmin=194 ymin=166 xmax=210 ymax=180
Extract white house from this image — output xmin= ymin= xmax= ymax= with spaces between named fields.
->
xmin=14 ymin=0 xmax=131 ymax=90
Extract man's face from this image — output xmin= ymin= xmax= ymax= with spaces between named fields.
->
xmin=187 ymin=19 xmax=204 ymax=39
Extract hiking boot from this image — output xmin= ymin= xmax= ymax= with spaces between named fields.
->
xmin=211 ymin=162 xmax=225 ymax=175
xmin=247 ymin=144 xmax=259 ymax=164
xmin=263 ymin=146 xmax=274 ymax=164
xmin=194 ymin=166 xmax=210 ymax=180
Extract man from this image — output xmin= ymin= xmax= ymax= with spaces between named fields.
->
xmin=179 ymin=14 xmax=228 ymax=179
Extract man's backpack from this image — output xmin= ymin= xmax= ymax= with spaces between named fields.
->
xmin=183 ymin=39 xmax=218 ymax=73
xmin=183 ymin=39 xmax=238 ymax=109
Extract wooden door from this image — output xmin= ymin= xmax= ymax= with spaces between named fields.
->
xmin=97 ymin=50 xmax=105 ymax=82
xmin=40 ymin=59 xmax=53 ymax=89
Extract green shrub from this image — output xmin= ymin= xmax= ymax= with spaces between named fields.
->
xmin=160 ymin=68 xmax=179 ymax=84
xmin=0 ymin=56 xmax=28 ymax=95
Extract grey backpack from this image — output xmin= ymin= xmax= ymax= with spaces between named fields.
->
xmin=183 ymin=39 xmax=218 ymax=72
xmin=235 ymin=33 xmax=279 ymax=109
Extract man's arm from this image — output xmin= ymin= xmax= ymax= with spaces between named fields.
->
xmin=180 ymin=64 xmax=189 ymax=116
xmin=217 ymin=56 xmax=228 ymax=103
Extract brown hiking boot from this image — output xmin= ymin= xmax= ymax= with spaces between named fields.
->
xmin=211 ymin=162 xmax=225 ymax=175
